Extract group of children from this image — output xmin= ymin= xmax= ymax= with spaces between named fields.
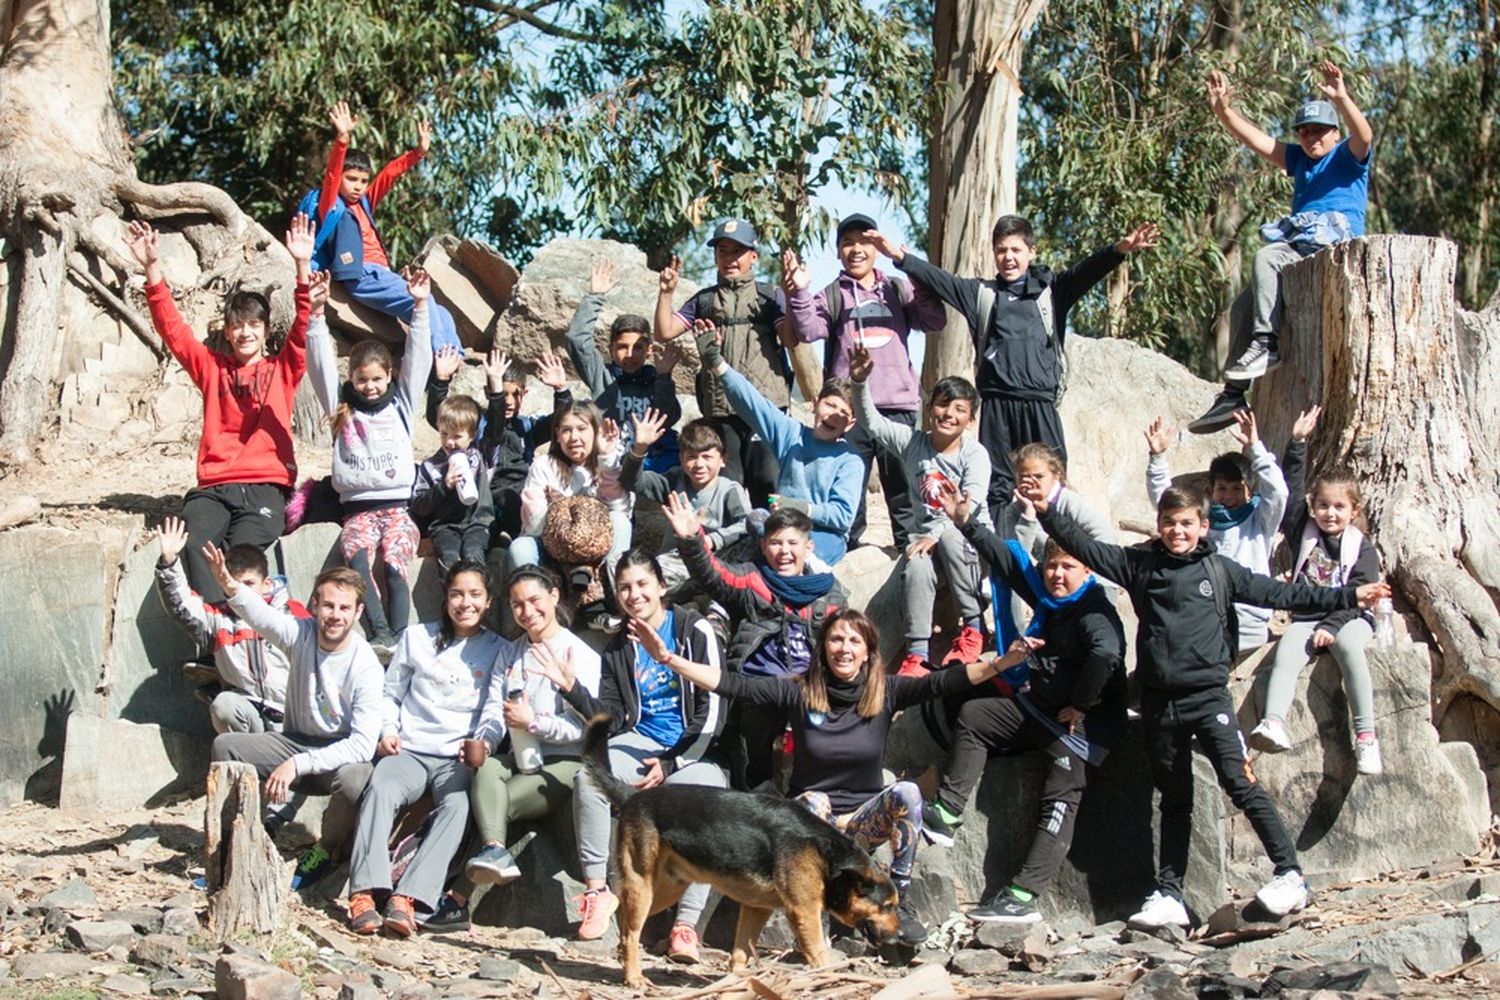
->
xmin=136 ymin=65 xmax=1392 ymax=949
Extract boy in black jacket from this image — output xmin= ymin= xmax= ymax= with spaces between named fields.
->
xmin=921 ymin=484 xmax=1128 ymax=924
xmin=867 ymin=217 xmax=1158 ymax=508
xmin=1021 ymin=481 xmax=1389 ymax=930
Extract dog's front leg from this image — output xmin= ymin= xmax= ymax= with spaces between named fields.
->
xmin=786 ymin=902 xmax=831 ymax=968
xmin=730 ymin=905 xmax=773 ymax=971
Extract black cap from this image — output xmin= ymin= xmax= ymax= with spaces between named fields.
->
xmin=706 ymin=219 xmax=758 ymax=250
xmin=835 ymin=213 xmax=878 ymax=242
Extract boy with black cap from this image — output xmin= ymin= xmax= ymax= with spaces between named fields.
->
xmin=783 ymin=214 xmax=946 ymax=548
xmin=655 ymin=219 xmax=791 ymax=506
xmin=866 ymin=221 xmax=1159 ymax=511
xmin=1190 ymin=62 xmax=1372 ymax=433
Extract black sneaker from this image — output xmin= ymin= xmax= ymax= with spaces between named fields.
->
xmin=417 ymin=892 xmax=471 ymax=933
xmin=1188 ymin=390 xmax=1249 ymax=434
xmin=1223 ymin=335 xmax=1281 ymax=380
xmin=969 ymin=889 xmax=1041 ymax=924
xmin=894 ymin=895 xmax=928 ymax=946
xmin=921 ymin=801 xmax=960 ymax=848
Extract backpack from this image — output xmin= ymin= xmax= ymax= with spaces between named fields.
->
xmin=976 ymin=281 xmax=1065 ymax=403
xmin=820 ymin=278 xmax=912 ymax=371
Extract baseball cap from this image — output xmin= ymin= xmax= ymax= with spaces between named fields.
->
xmin=1292 ymin=100 xmax=1340 ymax=130
xmin=707 ymin=219 xmax=758 ymax=250
xmin=835 ymin=213 xmax=878 ymax=242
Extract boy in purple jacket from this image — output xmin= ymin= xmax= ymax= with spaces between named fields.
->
xmin=783 ymin=214 xmax=945 ymax=548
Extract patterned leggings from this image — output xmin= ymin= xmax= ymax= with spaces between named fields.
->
xmin=796 ymin=780 xmax=923 ymax=879
xmin=340 ymin=506 xmax=419 ymax=634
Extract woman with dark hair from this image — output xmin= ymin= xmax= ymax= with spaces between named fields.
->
xmin=541 ymin=549 xmax=731 ymax=956
xmin=420 ymin=565 xmax=602 ymax=932
xmin=345 ymin=561 xmax=504 ymax=937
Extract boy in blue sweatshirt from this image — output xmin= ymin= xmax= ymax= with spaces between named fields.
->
xmin=693 ymin=323 xmax=863 ymax=567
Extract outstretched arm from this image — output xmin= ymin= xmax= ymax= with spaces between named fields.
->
xmin=654 ymin=256 xmax=689 ymax=342
xmin=1206 ymin=70 xmax=1285 ymax=169
xmin=1318 ymin=61 xmax=1373 ymax=162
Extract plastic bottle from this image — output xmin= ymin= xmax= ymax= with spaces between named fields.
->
xmin=1374 ymin=597 xmax=1397 ymax=651
xmin=507 ymin=657 xmax=543 ymax=773
xmin=448 ymin=452 xmax=478 ymax=506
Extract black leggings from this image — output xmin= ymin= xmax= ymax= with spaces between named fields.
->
xmin=348 ymin=548 xmax=410 ymax=637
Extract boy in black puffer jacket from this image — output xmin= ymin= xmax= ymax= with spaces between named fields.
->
xmin=1024 ymin=482 xmax=1389 ymax=932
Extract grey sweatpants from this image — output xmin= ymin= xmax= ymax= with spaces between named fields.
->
xmin=349 ymin=751 xmax=472 ymax=910
xmin=209 ymin=690 xmax=282 ymax=735
xmin=902 ymin=526 xmax=985 ymax=641
xmin=573 ymin=731 xmax=728 ymax=927
xmin=1250 ymin=241 xmax=1306 ymax=338
xmin=1263 ymin=618 xmax=1376 ymax=735
xmin=211 ymin=731 xmax=374 ymax=853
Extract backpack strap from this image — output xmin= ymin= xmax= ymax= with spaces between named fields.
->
xmin=975 ymin=281 xmax=998 ymax=349
xmin=1203 ymin=555 xmax=1239 ymax=655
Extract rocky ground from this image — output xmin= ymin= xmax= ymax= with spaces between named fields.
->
xmin=0 ymin=797 xmax=1497 ymax=999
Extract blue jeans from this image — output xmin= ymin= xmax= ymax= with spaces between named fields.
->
xmin=344 ymin=265 xmax=461 ymax=351
xmin=810 ymin=530 xmax=847 ymax=567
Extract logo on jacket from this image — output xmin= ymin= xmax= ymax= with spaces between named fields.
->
xmin=258 ymin=506 xmax=272 ymax=518
xmin=1199 ymin=580 xmax=1214 ymax=598
xmin=1216 ymin=713 xmax=1230 ymax=727
xmin=919 ymin=470 xmax=956 ymax=512
xmin=807 ymin=710 xmax=826 ymax=727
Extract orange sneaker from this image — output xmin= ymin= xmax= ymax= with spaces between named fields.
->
xmin=897 ymin=653 xmax=931 ymax=678
xmin=348 ymin=891 xmax=381 ymax=935
xmin=575 ymin=887 xmax=619 ymax=940
xmin=942 ymin=625 xmax=986 ymax=667
xmin=667 ymin=922 xmax=700 ymax=963
xmin=383 ymin=894 xmax=418 ymax=938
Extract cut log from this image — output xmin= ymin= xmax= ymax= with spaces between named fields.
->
xmin=204 ymin=761 xmax=288 ymax=940
xmin=1254 ymin=236 xmax=1500 ymax=732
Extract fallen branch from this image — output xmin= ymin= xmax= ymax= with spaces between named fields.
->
xmin=65 ymin=255 xmax=165 ymax=360
xmin=537 ymin=959 xmax=576 ymax=1000
xmin=962 ymin=982 xmax=1131 ymax=999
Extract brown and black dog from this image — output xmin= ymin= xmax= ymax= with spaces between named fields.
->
xmin=581 ymin=716 xmax=901 ymax=988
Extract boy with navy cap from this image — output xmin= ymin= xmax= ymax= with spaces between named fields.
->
xmin=1191 ymin=61 xmax=1373 ymax=433
xmin=655 ymin=219 xmax=791 ymax=506
xmin=783 ymin=214 xmax=946 ymax=548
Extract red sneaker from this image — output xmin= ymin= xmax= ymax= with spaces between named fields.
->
xmin=897 ymin=653 xmax=931 ymax=679
xmin=942 ymin=625 xmax=986 ymax=667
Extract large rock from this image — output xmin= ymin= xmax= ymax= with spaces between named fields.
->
xmin=58 ymin=716 xmax=207 ymax=813
xmin=416 ymin=236 xmax=520 ymax=350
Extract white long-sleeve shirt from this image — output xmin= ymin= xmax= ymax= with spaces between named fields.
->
xmin=474 ymin=629 xmax=602 ymax=758
xmin=382 ymin=622 xmax=505 ymax=757
xmin=226 ymin=586 xmax=384 ymax=776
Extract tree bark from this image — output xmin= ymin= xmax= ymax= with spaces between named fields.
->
xmin=1254 ymin=236 xmax=1500 ymax=732
xmin=921 ymin=0 xmax=1046 ymax=389
xmin=203 ymin=761 xmax=288 ymax=939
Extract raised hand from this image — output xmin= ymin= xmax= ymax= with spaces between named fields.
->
xmin=599 ymin=416 xmax=622 ymax=455
xmin=527 ymin=641 xmax=575 ymax=692
xmin=658 ymin=255 xmax=682 ymax=295
xmin=1010 ymin=487 xmax=1037 ymax=522
xmin=1228 ymin=408 xmax=1259 ymax=449
xmin=535 ymin=350 xmax=567 ymax=391
xmin=1144 ymin=416 xmax=1175 ymax=456
xmin=1016 ymin=478 xmax=1050 ymax=513
xmin=404 ymin=266 xmax=430 ymax=301
xmin=329 ymin=101 xmax=358 ymax=142
xmin=662 ymin=491 xmax=703 ymax=539
xmin=417 ymin=118 xmax=433 ymax=154
xmin=483 ymin=345 xmax=510 ymax=390
xmin=933 ymin=479 xmax=971 ymax=527
xmin=285 ymin=213 xmax=315 ymax=264
xmin=656 ymin=340 xmax=683 ymax=374
xmin=157 ymin=515 xmax=189 ymax=564
xmin=124 ymin=220 xmax=160 ymax=269
xmin=432 ymin=345 xmax=463 ymax=381
xmin=865 ymin=230 xmax=904 ymax=262
xmin=1317 ymin=61 xmax=1348 ymax=102
xmin=1291 ymin=403 xmax=1322 ymax=443
xmin=1206 ymin=70 xmax=1233 ymax=115
xmin=201 ymin=542 xmax=239 ymax=598
xmin=780 ymin=249 xmax=809 ymax=294
xmin=692 ymin=318 xmax=723 ymax=370
xmin=589 ymin=259 xmax=617 ymax=296
xmin=308 ymin=271 xmax=332 ymax=315
xmin=1115 ymin=223 xmax=1161 ymax=254
xmin=848 ymin=341 xmax=874 ymax=383
xmin=630 ymin=408 xmax=669 ymax=454
xmin=627 ymin=616 xmax=671 ymax=662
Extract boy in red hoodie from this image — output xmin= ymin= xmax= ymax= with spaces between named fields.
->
xmin=126 ymin=215 xmax=315 ymax=602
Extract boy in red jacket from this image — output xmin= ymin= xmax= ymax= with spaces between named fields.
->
xmin=125 ymin=215 xmax=316 ymax=602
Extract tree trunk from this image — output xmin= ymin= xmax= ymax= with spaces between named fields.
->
xmin=921 ymin=0 xmax=1046 ymax=389
xmin=203 ymin=761 xmax=288 ymax=939
xmin=1254 ymin=236 xmax=1500 ymax=735
xmin=0 ymin=0 xmax=297 ymax=467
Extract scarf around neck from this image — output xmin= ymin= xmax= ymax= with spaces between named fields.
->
xmin=757 ymin=560 xmax=835 ymax=608
xmin=1209 ymin=494 xmax=1262 ymax=530
xmin=825 ymin=673 xmax=865 ymax=709
xmin=340 ymin=379 xmax=396 ymax=414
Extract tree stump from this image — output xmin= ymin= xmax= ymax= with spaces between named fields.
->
xmin=1254 ymin=236 xmax=1500 ymax=752
xmin=204 ymin=762 xmax=288 ymax=940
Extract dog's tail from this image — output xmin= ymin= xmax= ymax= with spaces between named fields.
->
xmin=582 ymin=713 xmax=636 ymax=808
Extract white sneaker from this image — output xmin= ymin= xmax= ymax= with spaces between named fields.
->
xmin=1249 ymin=717 xmax=1292 ymax=753
xmin=1355 ymin=737 xmax=1384 ymax=775
xmin=1255 ymin=870 xmax=1310 ymax=917
xmin=1127 ymin=890 xmax=1190 ymax=930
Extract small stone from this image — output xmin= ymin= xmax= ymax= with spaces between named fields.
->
xmin=499 ymin=926 xmax=548 ymax=946
xmin=102 ymin=972 xmax=154 ymax=995
xmin=14 ymin=950 xmax=101 ymax=979
xmin=391 ymin=985 xmax=436 ymax=1000
xmin=972 ymin=920 xmax=1030 ymax=952
xmin=831 ymin=934 xmax=870 ymax=958
xmin=0 ymin=887 xmax=18 ymax=915
xmin=40 ymin=878 xmax=98 ymax=910
xmin=105 ymin=907 xmax=166 ymax=935
xmin=12 ymin=858 xmax=46 ymax=879
xmin=67 ymin=919 xmax=138 ymax=953
xmin=42 ymin=907 xmax=72 ymax=933
xmin=131 ymin=934 xmax=190 ymax=968
xmin=474 ymin=958 xmax=521 ymax=982
xmin=160 ymin=908 xmax=199 ymax=937
xmin=300 ymin=922 xmax=357 ymax=958
xmin=950 ymin=949 xmax=1010 ymax=975
xmin=149 ymin=976 xmax=204 ymax=994
xmin=215 ymin=952 xmax=303 ymax=999
xmin=369 ymin=946 xmax=417 ymax=971
xmin=105 ymin=944 xmax=134 ymax=963
xmin=339 ymin=981 xmax=383 ymax=1000
xmin=1123 ymin=967 xmax=1193 ymax=1000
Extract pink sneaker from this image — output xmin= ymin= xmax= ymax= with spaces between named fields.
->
xmin=942 ymin=625 xmax=986 ymax=666
xmin=575 ymin=887 xmax=618 ymax=940
xmin=667 ymin=923 xmax=700 ymax=963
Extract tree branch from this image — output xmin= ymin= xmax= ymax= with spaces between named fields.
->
xmin=65 ymin=254 xmax=166 ymax=361
xmin=114 ymin=177 xmax=246 ymax=237
xmin=462 ymin=0 xmax=594 ymax=41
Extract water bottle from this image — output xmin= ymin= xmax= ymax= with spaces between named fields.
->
xmin=507 ymin=658 xmax=543 ymax=773
xmin=448 ymin=452 xmax=478 ymax=506
xmin=1374 ymin=597 xmax=1397 ymax=651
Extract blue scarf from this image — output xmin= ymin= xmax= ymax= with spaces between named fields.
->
xmin=757 ymin=561 xmax=836 ymax=608
xmin=1209 ymin=494 xmax=1261 ymax=530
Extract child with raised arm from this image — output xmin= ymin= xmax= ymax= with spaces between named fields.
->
xmin=846 ymin=342 xmax=992 ymax=677
xmin=654 ymin=220 xmax=791 ymax=504
xmin=1190 ymin=62 xmax=1373 ymax=432
xmin=127 ymin=216 xmax=314 ymax=603
xmin=1145 ymin=410 xmax=1288 ymax=652
xmin=309 ymin=101 xmax=460 ymax=351
xmin=693 ymin=323 xmax=863 ymax=567
xmin=783 ymin=215 xmax=946 ymax=547
xmin=305 ymin=268 xmax=434 ymax=657
xmin=1020 ymin=479 xmax=1390 ymax=930
xmin=566 ymin=260 xmax=682 ymax=468
xmin=866 ymin=220 xmax=1158 ymax=508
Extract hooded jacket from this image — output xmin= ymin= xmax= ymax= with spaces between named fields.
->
xmin=564 ymin=292 xmax=683 ymax=453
